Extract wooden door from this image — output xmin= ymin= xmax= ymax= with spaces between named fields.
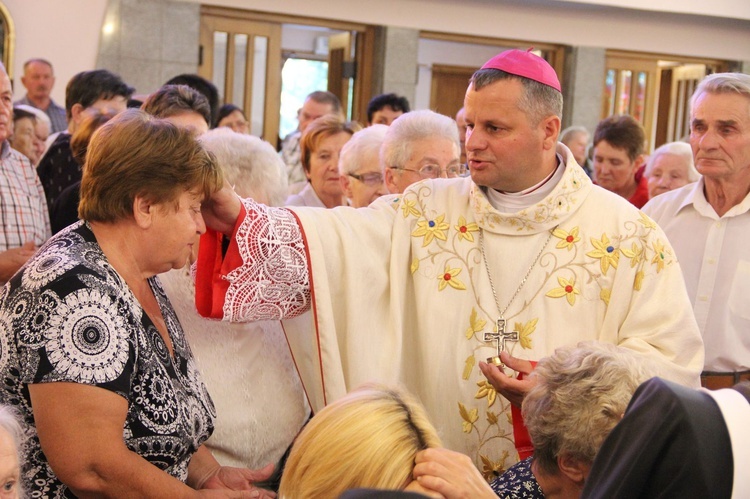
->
xmin=327 ymin=32 xmax=353 ymax=116
xmin=602 ymin=55 xmax=658 ymax=150
xmin=199 ymin=14 xmax=281 ymax=142
xmin=430 ymin=64 xmax=474 ymax=118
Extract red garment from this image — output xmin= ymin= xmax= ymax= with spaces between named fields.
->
xmin=628 ymin=165 xmax=649 ymax=209
xmin=511 ymin=361 xmax=538 ymax=460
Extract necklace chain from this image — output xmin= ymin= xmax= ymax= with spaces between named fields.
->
xmin=480 ymin=225 xmax=558 ymax=319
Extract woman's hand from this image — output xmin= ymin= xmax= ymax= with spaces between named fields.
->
xmin=201 ymin=181 xmax=243 ymax=235
xmin=411 ymin=448 xmax=496 ymax=499
xmin=201 ymin=464 xmax=276 ymax=498
xmin=478 ymin=351 xmax=536 ymax=407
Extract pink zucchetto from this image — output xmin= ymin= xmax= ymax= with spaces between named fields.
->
xmin=480 ymin=49 xmax=562 ymax=92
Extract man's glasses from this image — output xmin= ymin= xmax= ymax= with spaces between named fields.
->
xmin=348 ymin=172 xmax=384 ymax=186
xmin=390 ymin=163 xmax=467 ymax=179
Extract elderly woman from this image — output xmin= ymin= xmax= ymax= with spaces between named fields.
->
xmin=216 ymin=104 xmax=250 ymax=134
xmin=0 ymin=405 xmax=24 ymax=499
xmin=285 ymin=115 xmax=359 ymax=208
xmin=9 ymin=107 xmax=40 ymax=166
xmin=0 ymin=110 xmax=273 ymax=497
xmin=159 ymin=128 xmax=309 ymax=474
xmin=411 ymin=342 xmax=658 ymax=499
xmin=338 ymin=124 xmax=389 ymax=207
xmin=382 ymin=110 xmax=463 ymax=194
xmin=278 ymin=383 xmax=442 ymax=499
xmin=644 ymin=141 xmax=699 ymax=199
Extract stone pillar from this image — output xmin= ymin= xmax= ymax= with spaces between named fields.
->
xmin=97 ymin=0 xmax=199 ymax=95
xmin=562 ymin=46 xmax=606 ymax=134
xmin=371 ymin=26 xmax=419 ymax=106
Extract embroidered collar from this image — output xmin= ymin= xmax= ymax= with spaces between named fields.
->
xmin=471 ymin=145 xmax=591 ymax=234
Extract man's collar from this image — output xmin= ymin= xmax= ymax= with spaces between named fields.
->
xmin=678 ymin=177 xmax=750 ymax=219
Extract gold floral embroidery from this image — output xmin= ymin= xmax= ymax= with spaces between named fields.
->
xmin=412 ymin=215 xmax=449 ymax=246
xmin=545 ymin=276 xmax=580 ymax=306
xmin=410 ymin=258 xmax=419 ymax=274
xmin=587 ymin=233 xmax=620 ymax=274
xmin=465 ymin=308 xmax=487 ymax=340
xmin=455 ymin=216 xmax=480 ymax=242
xmin=553 ymin=226 xmax=580 ymax=250
xmin=480 ymin=452 xmax=510 ymax=481
xmin=515 ymin=319 xmax=537 ymax=349
xmin=459 ymin=402 xmax=478 ymax=433
xmin=475 ymin=380 xmax=497 ymax=407
xmin=651 ymin=240 xmax=667 ymax=273
xmin=401 ymin=198 xmax=420 ymax=218
xmin=486 ymin=411 xmax=499 ymax=425
xmin=600 ymin=288 xmax=611 ymax=305
xmin=620 ymin=242 xmax=644 ymax=268
xmin=462 ymin=355 xmax=475 ymax=380
xmin=438 ymin=265 xmax=466 ymax=291
xmin=634 ymin=270 xmax=644 ymax=291
xmin=638 ymin=212 xmax=657 ymax=229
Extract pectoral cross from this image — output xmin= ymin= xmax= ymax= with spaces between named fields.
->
xmin=484 ymin=318 xmax=518 ymax=367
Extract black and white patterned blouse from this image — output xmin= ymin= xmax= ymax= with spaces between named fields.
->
xmin=0 ymin=221 xmax=216 ymax=497
xmin=491 ymin=457 xmax=545 ymax=498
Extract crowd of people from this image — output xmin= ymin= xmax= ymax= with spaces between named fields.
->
xmin=0 ymin=47 xmax=747 ymax=499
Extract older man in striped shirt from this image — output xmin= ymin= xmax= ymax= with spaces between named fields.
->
xmin=0 ymin=63 xmax=50 ymax=283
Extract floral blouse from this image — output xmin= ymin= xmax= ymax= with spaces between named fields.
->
xmin=0 ymin=222 xmax=215 ymax=497
xmin=491 ymin=457 xmax=545 ymax=498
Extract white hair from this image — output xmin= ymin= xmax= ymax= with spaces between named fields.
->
xmin=0 ymin=405 xmax=25 ymax=498
xmin=199 ymin=128 xmax=288 ymax=206
xmin=645 ymin=141 xmax=700 ymax=182
xmin=559 ymin=125 xmax=589 ymax=145
xmin=14 ymin=104 xmax=52 ymax=126
xmin=691 ymin=72 xmax=750 ymax=110
xmin=381 ymin=110 xmax=459 ymax=170
xmin=338 ymin=124 xmax=388 ymax=176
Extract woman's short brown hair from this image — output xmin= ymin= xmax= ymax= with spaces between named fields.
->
xmin=300 ymin=115 xmax=360 ymax=174
xmin=79 ymin=108 xmax=222 ymax=223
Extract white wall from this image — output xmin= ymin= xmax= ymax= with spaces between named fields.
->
xmin=4 ymin=0 xmax=107 ymax=104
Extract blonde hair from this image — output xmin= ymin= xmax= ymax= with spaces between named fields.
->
xmin=279 ymin=383 xmax=442 ymax=499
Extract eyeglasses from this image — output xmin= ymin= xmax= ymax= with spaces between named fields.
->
xmin=390 ymin=163 xmax=467 ymax=179
xmin=348 ymin=172 xmax=384 ymax=186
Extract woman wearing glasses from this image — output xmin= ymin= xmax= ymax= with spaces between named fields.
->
xmin=338 ymin=124 xmax=390 ymax=208
xmin=382 ymin=110 xmax=464 ymax=195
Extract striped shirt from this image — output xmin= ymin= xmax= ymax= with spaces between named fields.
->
xmin=0 ymin=141 xmax=51 ymax=251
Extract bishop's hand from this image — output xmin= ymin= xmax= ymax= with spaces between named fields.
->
xmin=201 ymin=180 xmax=243 ymax=235
xmin=479 ymin=351 xmax=535 ymax=407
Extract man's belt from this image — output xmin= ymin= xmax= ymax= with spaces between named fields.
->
xmin=701 ymin=370 xmax=750 ymax=390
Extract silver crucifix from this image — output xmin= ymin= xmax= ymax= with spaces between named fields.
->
xmin=484 ymin=318 xmax=519 ymax=367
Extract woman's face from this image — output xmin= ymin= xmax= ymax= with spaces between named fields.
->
xmin=218 ymin=109 xmax=249 ymax=134
xmin=0 ymin=428 xmax=19 ymax=499
xmin=11 ymin=117 xmax=38 ymax=164
xmin=647 ymin=153 xmax=692 ymax=198
xmin=307 ymin=131 xmax=350 ymax=206
xmin=150 ymin=190 xmax=206 ymax=272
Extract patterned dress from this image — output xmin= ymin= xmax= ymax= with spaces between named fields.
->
xmin=491 ymin=457 xmax=544 ymax=498
xmin=0 ymin=221 xmax=215 ymax=497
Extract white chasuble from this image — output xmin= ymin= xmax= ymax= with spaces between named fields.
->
xmin=218 ymin=146 xmax=704 ymax=476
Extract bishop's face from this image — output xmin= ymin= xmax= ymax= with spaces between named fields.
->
xmin=464 ymin=79 xmax=558 ymax=193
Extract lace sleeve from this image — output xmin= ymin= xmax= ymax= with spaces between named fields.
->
xmin=222 ymin=198 xmax=311 ymax=321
